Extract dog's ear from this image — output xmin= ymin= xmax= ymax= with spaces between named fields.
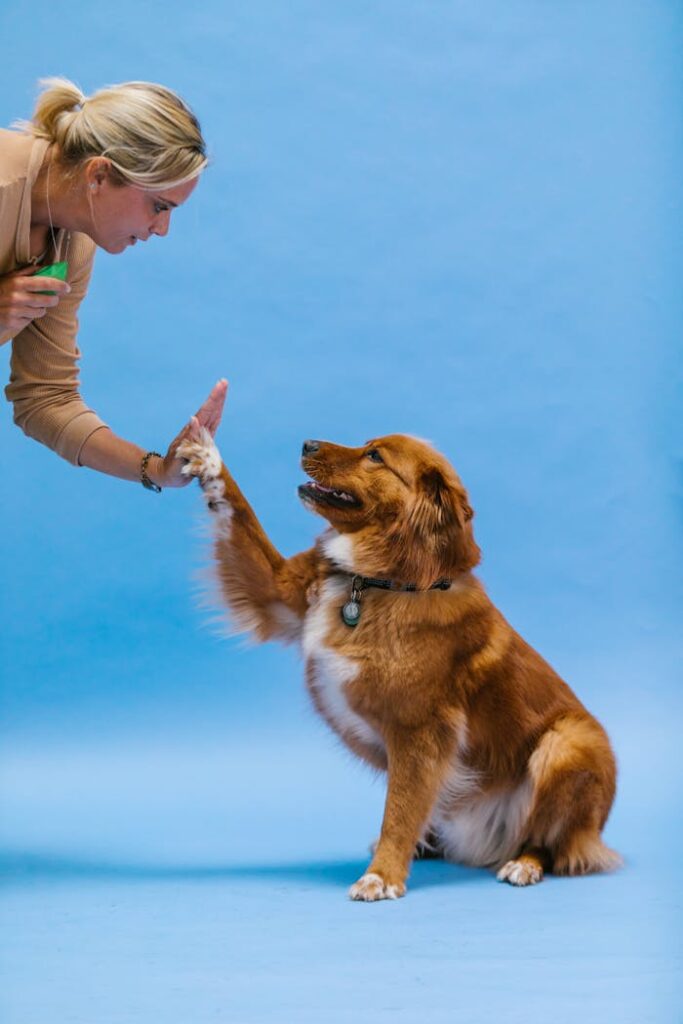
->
xmin=406 ymin=466 xmax=480 ymax=583
xmin=414 ymin=467 xmax=458 ymax=531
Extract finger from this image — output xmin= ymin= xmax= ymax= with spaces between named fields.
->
xmin=12 ymin=306 xmax=45 ymax=320
xmin=195 ymin=380 xmax=228 ymax=434
xmin=18 ymin=293 xmax=60 ymax=310
xmin=194 ymin=392 xmax=218 ymax=420
xmin=208 ymin=381 xmax=228 ymax=434
xmin=24 ymin=277 xmax=71 ymax=295
xmin=12 ymin=265 xmax=42 ymax=277
xmin=194 ymin=378 xmax=228 ymax=416
xmin=7 ymin=317 xmax=36 ymax=332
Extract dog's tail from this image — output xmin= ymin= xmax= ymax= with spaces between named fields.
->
xmin=553 ymin=831 xmax=623 ymax=876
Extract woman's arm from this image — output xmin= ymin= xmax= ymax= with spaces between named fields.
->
xmin=5 ymin=235 xmax=107 ymax=462
xmin=5 ymin=233 xmax=227 ymax=478
xmin=78 ymin=380 xmax=228 ymax=487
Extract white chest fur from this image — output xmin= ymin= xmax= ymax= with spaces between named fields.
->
xmin=302 ymin=576 xmax=384 ymax=750
xmin=432 ymin=777 xmax=533 ymax=868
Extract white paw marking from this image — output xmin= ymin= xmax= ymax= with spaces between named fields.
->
xmin=177 ymin=429 xmax=231 ymax=523
xmin=496 ymin=859 xmax=543 ymax=886
xmin=178 ymin=428 xmax=222 ymax=481
xmin=348 ymin=872 xmax=405 ymax=902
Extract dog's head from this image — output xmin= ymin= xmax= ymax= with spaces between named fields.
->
xmin=299 ymin=434 xmax=480 ymax=587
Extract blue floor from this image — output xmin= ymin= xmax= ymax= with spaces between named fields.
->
xmin=2 ymin=684 xmax=680 ymax=1024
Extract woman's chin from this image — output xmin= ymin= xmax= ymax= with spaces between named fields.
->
xmin=105 ymin=238 xmax=133 ymax=254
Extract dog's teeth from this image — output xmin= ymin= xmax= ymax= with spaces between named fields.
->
xmin=308 ymin=481 xmax=355 ymax=504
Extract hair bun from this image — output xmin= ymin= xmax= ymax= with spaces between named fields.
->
xmin=15 ymin=76 xmax=208 ymax=191
xmin=28 ymin=77 xmax=87 ymax=144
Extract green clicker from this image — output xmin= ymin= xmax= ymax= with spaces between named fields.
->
xmin=34 ymin=260 xmax=69 ymax=295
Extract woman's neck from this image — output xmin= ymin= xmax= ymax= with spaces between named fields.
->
xmin=31 ymin=145 xmax=89 ymax=236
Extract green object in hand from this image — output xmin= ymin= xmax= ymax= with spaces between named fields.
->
xmin=34 ymin=260 xmax=69 ymax=295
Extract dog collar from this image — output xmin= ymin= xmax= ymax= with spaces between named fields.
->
xmin=341 ymin=573 xmax=452 ymax=627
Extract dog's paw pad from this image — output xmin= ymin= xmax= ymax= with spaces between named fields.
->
xmin=348 ymin=872 xmax=406 ymax=902
xmin=496 ymin=859 xmax=543 ymax=887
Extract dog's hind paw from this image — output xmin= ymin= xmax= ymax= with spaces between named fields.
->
xmin=349 ymin=872 xmax=406 ymax=902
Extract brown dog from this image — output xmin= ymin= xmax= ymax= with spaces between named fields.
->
xmin=178 ymin=429 xmax=620 ymax=901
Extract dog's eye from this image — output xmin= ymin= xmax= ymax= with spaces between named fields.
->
xmin=366 ymin=449 xmax=384 ymax=463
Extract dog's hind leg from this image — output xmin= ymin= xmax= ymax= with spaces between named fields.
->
xmin=414 ymin=828 xmax=445 ymax=860
xmin=498 ymin=715 xmax=621 ymax=886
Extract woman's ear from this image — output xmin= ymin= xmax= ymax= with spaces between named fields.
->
xmin=84 ymin=156 xmax=117 ymax=191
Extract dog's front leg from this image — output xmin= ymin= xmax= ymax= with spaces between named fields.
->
xmin=178 ymin=429 xmax=316 ymax=641
xmin=350 ymin=729 xmax=448 ymax=902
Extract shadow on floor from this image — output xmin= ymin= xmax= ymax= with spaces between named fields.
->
xmin=0 ymin=850 xmax=490 ymax=891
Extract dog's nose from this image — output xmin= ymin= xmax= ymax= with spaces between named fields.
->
xmin=302 ymin=439 xmax=320 ymax=455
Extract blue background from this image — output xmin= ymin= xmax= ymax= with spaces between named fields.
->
xmin=1 ymin=2 xmax=681 ymax=1022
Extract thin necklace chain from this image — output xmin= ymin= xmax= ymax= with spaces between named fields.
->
xmin=44 ymin=148 xmax=70 ymax=261
xmin=45 ymin=151 xmax=58 ymax=254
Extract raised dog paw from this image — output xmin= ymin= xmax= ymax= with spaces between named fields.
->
xmin=177 ymin=428 xmax=222 ymax=483
xmin=496 ymin=858 xmax=543 ymax=887
xmin=349 ymin=872 xmax=406 ymax=902
xmin=177 ymin=429 xmax=230 ymax=518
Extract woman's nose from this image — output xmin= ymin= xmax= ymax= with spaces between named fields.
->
xmin=151 ymin=211 xmax=171 ymax=237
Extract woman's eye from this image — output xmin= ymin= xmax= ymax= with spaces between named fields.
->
xmin=154 ymin=202 xmax=169 ymax=215
xmin=366 ymin=449 xmax=383 ymax=463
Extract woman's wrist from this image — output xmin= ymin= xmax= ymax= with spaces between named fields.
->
xmin=145 ymin=454 xmax=167 ymax=489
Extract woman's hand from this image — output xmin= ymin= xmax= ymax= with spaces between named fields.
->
xmin=155 ymin=378 xmax=228 ymax=488
xmin=0 ymin=266 xmax=71 ymax=337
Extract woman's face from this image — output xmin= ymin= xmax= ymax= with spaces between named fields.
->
xmin=86 ymin=171 xmax=199 ymax=254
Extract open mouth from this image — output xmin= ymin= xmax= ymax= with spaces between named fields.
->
xmin=298 ymin=480 xmax=361 ymax=510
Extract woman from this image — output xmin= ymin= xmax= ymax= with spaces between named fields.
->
xmin=0 ymin=77 xmax=226 ymax=491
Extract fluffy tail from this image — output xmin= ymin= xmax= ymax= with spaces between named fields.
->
xmin=553 ymin=832 xmax=623 ymax=876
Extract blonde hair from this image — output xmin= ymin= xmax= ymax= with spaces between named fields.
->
xmin=16 ymin=76 xmax=208 ymax=189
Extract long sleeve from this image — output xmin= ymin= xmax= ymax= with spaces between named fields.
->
xmin=4 ymin=232 xmax=108 ymax=465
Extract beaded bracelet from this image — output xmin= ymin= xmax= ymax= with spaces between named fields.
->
xmin=141 ymin=451 xmax=163 ymax=493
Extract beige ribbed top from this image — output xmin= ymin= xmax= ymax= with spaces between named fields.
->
xmin=1 ymin=129 xmax=107 ymax=464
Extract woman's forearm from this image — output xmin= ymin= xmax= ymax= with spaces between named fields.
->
xmin=56 ymin=379 xmax=227 ymax=488
xmin=78 ymin=427 xmax=166 ymax=487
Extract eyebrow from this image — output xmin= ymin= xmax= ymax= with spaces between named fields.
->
xmin=155 ymin=195 xmax=179 ymax=208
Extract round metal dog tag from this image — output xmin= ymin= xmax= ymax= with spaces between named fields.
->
xmin=341 ymin=600 xmax=361 ymax=627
